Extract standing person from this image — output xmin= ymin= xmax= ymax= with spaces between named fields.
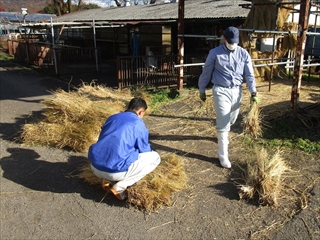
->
xmin=88 ymin=97 xmax=161 ymax=200
xmin=198 ymin=26 xmax=259 ymax=168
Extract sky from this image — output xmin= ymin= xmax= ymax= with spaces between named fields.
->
xmin=82 ymin=0 xmax=111 ymax=8
xmin=81 ymin=0 xmax=172 ymax=8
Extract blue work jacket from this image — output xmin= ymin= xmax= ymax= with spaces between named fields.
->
xmin=88 ymin=111 xmax=151 ymax=173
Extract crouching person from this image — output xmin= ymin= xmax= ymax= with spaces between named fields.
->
xmin=88 ymin=97 xmax=161 ymax=200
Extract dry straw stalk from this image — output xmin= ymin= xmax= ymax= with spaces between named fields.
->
xmin=238 ymin=148 xmax=291 ymax=206
xmin=21 ymin=83 xmax=138 ymax=152
xmin=242 ymin=101 xmax=263 ymax=139
xmin=76 ymin=154 xmax=188 ymax=212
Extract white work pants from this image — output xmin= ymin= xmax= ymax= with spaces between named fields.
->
xmin=212 ymin=85 xmax=242 ymax=132
xmin=91 ymin=151 xmax=161 ymax=193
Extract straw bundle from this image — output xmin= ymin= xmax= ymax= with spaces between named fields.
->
xmin=281 ymin=22 xmax=298 ymax=52
xmin=76 ymin=154 xmax=188 ymax=212
xmin=242 ymin=101 xmax=263 ymax=139
xmin=238 ymin=148 xmax=291 ymax=206
xmin=21 ymin=121 xmax=102 ymax=152
xmin=243 ymin=0 xmax=293 ymax=34
xmin=241 ymin=0 xmax=294 ymax=54
xmin=251 ymin=49 xmax=287 ymax=82
xmin=77 ymin=82 xmax=132 ymax=101
xmin=21 ymin=84 xmax=131 ymax=152
xmin=78 ymin=82 xmax=152 ymax=114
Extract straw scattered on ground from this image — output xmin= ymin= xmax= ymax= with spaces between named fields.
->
xmin=76 ymin=153 xmax=188 ymax=212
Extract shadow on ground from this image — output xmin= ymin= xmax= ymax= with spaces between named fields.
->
xmin=0 ymin=147 xmax=126 ymax=207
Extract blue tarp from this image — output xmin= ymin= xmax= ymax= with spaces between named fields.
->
xmin=305 ymin=28 xmax=320 ymax=58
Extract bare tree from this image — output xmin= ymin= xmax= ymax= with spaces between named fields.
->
xmin=111 ymin=0 xmax=159 ymax=7
xmin=77 ymin=0 xmax=83 ymax=10
xmin=67 ymin=0 xmax=71 ymax=13
xmin=114 ymin=0 xmax=123 ymax=7
xmin=53 ymin=0 xmax=64 ymax=16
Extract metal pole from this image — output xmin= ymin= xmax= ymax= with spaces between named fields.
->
xmin=238 ymin=28 xmax=320 ymax=35
xmin=177 ymin=0 xmax=185 ymax=90
xmin=51 ymin=17 xmax=58 ymax=75
xmin=307 ymin=6 xmax=318 ymax=81
xmin=177 ymin=34 xmax=222 ymax=39
xmin=269 ymin=0 xmax=280 ymax=92
xmin=291 ymin=0 xmax=310 ymax=117
xmin=174 ymin=60 xmax=320 ymax=68
xmin=249 ymin=0 xmax=255 ymax=55
xmin=92 ymin=19 xmax=99 ymax=72
xmin=24 ymin=26 xmax=29 ymax=63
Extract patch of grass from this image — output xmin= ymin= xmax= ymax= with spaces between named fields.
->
xmin=258 ymin=117 xmax=320 ymax=153
xmin=287 ymin=71 xmax=320 ymax=82
xmin=0 ymin=52 xmax=14 ymax=61
xmin=303 ymin=74 xmax=320 ymax=82
xmin=294 ymin=138 xmax=320 ymax=154
xmin=148 ymin=88 xmax=179 ymax=109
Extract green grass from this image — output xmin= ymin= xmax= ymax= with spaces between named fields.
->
xmin=287 ymin=71 xmax=320 ymax=82
xmin=149 ymin=88 xmax=179 ymax=109
xmin=0 ymin=52 xmax=14 ymax=61
xmin=252 ymin=117 xmax=320 ymax=154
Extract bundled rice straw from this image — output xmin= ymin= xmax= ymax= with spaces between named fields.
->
xmin=242 ymin=101 xmax=263 ymax=139
xmin=21 ymin=121 xmax=103 ymax=152
xmin=21 ymin=83 xmax=135 ymax=152
xmin=238 ymin=148 xmax=291 ymax=206
xmin=240 ymin=1 xmax=296 ymax=82
xmin=76 ymin=154 xmax=188 ymax=212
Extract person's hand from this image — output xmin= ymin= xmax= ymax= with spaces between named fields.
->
xmin=199 ymin=92 xmax=206 ymax=102
xmin=250 ymin=93 xmax=259 ymax=104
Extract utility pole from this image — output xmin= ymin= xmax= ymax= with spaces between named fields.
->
xmin=291 ymin=0 xmax=310 ymax=117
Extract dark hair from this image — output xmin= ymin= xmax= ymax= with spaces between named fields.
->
xmin=127 ymin=97 xmax=147 ymax=111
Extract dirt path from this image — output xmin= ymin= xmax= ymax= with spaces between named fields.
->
xmin=1 ymin=60 xmax=319 ymax=239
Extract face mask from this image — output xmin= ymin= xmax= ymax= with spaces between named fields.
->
xmin=225 ymin=42 xmax=238 ymax=51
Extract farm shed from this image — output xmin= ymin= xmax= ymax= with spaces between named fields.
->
xmin=7 ymin=0 xmax=250 ymax=88
xmin=6 ymin=0 xmax=320 ymax=91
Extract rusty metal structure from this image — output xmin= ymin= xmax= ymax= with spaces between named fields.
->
xmin=182 ymin=0 xmax=319 ymax=114
xmin=292 ymin=0 xmax=311 ymax=115
xmin=241 ymin=0 xmax=320 ymax=119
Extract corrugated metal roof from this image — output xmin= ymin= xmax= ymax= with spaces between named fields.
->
xmin=53 ymin=0 xmax=250 ymax=23
xmin=0 ymin=12 xmax=56 ymax=23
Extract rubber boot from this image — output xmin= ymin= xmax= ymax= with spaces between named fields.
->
xmin=217 ymin=131 xmax=231 ymax=168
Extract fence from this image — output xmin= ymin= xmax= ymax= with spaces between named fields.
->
xmin=117 ymin=54 xmax=205 ymax=88
xmin=7 ymin=40 xmax=100 ymax=75
xmin=7 ymin=39 xmax=206 ymax=88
